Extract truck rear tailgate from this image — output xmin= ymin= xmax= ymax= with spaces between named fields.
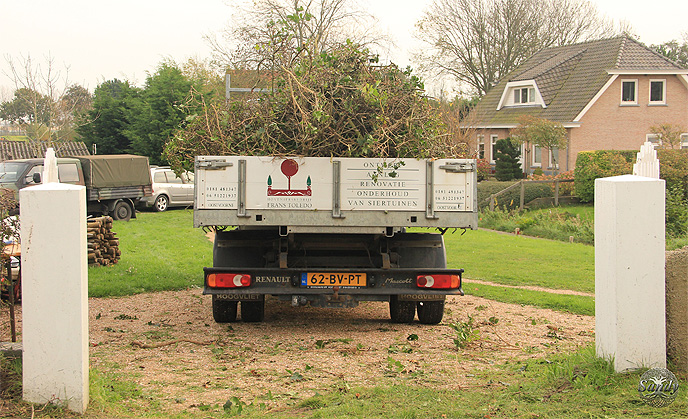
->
xmin=194 ymin=156 xmax=478 ymax=233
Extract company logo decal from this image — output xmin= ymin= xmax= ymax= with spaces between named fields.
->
xmin=267 ymin=159 xmax=311 ymax=196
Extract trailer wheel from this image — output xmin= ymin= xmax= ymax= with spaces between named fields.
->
xmin=212 ymin=296 xmax=238 ymax=323
xmin=112 ymin=201 xmax=133 ymax=221
xmin=417 ymin=300 xmax=445 ymax=325
xmin=389 ymin=296 xmax=415 ymax=323
xmin=241 ymin=297 xmax=265 ymax=322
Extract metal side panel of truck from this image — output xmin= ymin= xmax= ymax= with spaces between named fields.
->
xmin=194 ymin=156 xmax=478 ymax=324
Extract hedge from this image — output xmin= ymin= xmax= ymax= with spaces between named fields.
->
xmin=574 ymin=149 xmax=688 ymax=202
xmin=658 ymin=149 xmax=688 ymax=195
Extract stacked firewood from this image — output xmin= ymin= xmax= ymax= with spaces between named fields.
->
xmin=87 ymin=216 xmax=121 ymax=266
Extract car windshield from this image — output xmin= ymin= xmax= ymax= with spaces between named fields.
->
xmin=0 ymin=162 xmax=28 ymax=182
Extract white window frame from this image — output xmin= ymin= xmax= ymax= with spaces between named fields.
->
xmin=490 ymin=135 xmax=499 ymax=164
xmin=621 ymin=79 xmax=638 ymax=105
xmin=680 ymin=133 xmax=688 ymax=149
xmin=477 ymin=135 xmax=485 ymax=159
xmin=549 ymin=148 xmax=559 ymax=169
xmin=649 ymin=79 xmax=666 ymax=105
xmin=646 ymin=133 xmax=661 ymax=149
xmin=532 ymin=145 xmax=542 ymax=167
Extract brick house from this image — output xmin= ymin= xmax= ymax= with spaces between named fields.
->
xmin=468 ymin=36 xmax=688 ymax=173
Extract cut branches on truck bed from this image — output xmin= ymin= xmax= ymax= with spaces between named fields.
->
xmin=165 ymin=42 xmax=464 ymax=170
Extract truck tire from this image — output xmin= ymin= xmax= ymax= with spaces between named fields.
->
xmin=389 ymin=296 xmax=415 ymax=323
xmin=112 ymin=201 xmax=133 ymax=221
xmin=153 ymin=195 xmax=169 ymax=212
xmin=241 ymin=297 xmax=265 ymax=322
xmin=212 ymin=296 xmax=238 ymax=323
xmin=417 ymin=300 xmax=445 ymax=325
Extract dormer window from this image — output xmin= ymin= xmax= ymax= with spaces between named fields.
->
xmin=514 ymin=87 xmax=536 ymax=104
xmin=497 ymin=80 xmax=545 ymax=110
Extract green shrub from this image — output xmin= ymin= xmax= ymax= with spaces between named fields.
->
xmin=476 ymin=158 xmax=491 ymax=181
xmin=574 ymin=151 xmax=634 ymax=202
xmin=479 ymin=206 xmax=595 ymax=245
xmin=666 ymin=184 xmax=688 ymax=238
xmin=575 ymin=149 xmax=688 ymax=203
xmin=657 ymin=149 xmax=688 ymax=198
xmin=478 ymin=180 xmax=554 ymax=210
xmin=494 ymin=138 xmax=522 ymax=181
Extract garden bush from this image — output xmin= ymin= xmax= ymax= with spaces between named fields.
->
xmin=657 ymin=149 xmax=688 ymax=198
xmin=476 ymin=158 xmax=491 ymax=181
xmin=574 ymin=149 xmax=688 ymax=202
xmin=479 ymin=207 xmax=595 ymax=245
xmin=574 ymin=150 xmax=634 ymax=202
xmin=494 ymin=138 xmax=522 ymax=181
xmin=666 ymin=184 xmax=688 ymax=238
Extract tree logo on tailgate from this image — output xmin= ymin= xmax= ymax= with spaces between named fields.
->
xmin=267 ymin=159 xmax=311 ymax=196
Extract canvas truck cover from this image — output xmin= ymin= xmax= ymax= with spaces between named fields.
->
xmin=194 ymin=156 xmax=479 ymax=232
xmin=73 ymin=155 xmax=152 ymax=189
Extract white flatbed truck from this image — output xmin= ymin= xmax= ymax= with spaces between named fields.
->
xmin=194 ymin=156 xmax=478 ymax=324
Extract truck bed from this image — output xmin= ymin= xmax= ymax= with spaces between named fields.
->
xmin=194 ymin=156 xmax=478 ymax=234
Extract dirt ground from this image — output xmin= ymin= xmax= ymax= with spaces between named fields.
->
xmin=2 ymin=286 xmax=594 ymax=414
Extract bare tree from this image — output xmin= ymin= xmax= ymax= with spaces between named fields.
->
xmin=650 ymin=123 xmax=688 ymax=149
xmin=3 ymin=54 xmax=90 ymax=146
xmin=205 ymin=0 xmax=384 ymax=73
xmin=414 ymin=0 xmax=616 ymax=96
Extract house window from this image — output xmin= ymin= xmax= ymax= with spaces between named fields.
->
xmin=477 ymin=135 xmax=485 ymax=159
xmin=514 ymin=87 xmax=536 ymax=104
xmin=646 ymin=133 xmax=661 ymax=149
xmin=549 ymin=148 xmax=559 ymax=169
xmin=621 ymin=80 xmax=637 ymax=104
xmin=490 ymin=135 xmax=499 ymax=164
xmin=649 ymin=80 xmax=666 ymax=104
xmin=681 ymin=133 xmax=688 ymax=149
xmin=533 ymin=145 xmax=542 ymax=167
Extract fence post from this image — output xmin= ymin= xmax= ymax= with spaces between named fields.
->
xmin=519 ymin=181 xmax=525 ymax=211
xmin=489 ymin=194 xmax=495 ymax=211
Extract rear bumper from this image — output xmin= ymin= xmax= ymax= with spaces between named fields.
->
xmin=203 ymin=267 xmax=464 ymax=299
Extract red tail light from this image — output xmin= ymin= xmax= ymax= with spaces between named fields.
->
xmin=207 ymin=273 xmax=252 ymax=288
xmin=416 ymin=274 xmax=459 ymax=289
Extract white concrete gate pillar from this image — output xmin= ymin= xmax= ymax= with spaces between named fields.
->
xmin=595 ymin=174 xmax=666 ymax=372
xmin=20 ymin=179 xmax=88 ymax=412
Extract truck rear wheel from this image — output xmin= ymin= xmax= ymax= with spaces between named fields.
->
xmin=241 ymin=297 xmax=265 ymax=322
xmin=212 ymin=296 xmax=238 ymax=323
xmin=112 ymin=201 xmax=133 ymax=221
xmin=389 ymin=296 xmax=415 ymax=323
xmin=417 ymin=300 xmax=445 ymax=324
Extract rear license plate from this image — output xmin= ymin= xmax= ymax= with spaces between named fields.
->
xmin=301 ymin=273 xmax=367 ymax=287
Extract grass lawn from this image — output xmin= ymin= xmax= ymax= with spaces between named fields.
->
xmin=87 ymin=209 xmax=212 ymax=297
xmin=444 ymin=228 xmax=595 ymax=294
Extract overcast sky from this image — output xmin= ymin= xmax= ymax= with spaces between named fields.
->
xmin=1 ymin=0 xmax=686 ymax=97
